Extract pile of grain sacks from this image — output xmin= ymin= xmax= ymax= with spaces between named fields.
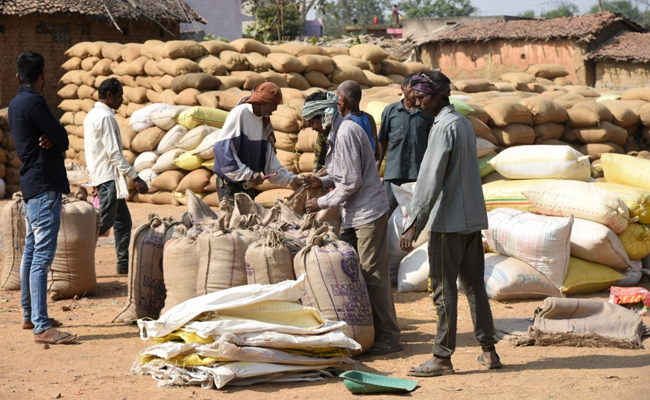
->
xmin=0 ymin=108 xmax=20 ymax=197
xmin=56 ymin=39 xmax=422 ymax=205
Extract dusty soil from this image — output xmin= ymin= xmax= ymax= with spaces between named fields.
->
xmin=1 ymin=200 xmax=649 ymax=400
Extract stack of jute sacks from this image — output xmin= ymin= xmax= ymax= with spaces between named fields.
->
xmin=115 ymin=191 xmax=375 ymax=358
xmin=0 ymin=108 xmax=20 ymax=197
xmin=56 ymin=39 xmax=425 ymax=206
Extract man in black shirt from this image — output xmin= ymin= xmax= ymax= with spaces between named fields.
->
xmin=9 ymin=51 xmax=76 ymax=345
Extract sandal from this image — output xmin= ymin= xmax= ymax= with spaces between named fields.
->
xmin=478 ymin=352 xmax=503 ymax=369
xmin=365 ymin=342 xmax=404 ymax=356
xmin=407 ymin=359 xmax=455 ymax=377
xmin=22 ymin=318 xmax=63 ymax=330
xmin=34 ymin=329 xmax=77 ymax=345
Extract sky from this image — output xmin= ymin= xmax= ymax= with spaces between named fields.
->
xmin=306 ymin=0 xmax=604 ymax=20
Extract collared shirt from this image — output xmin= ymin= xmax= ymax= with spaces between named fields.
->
xmin=406 ymin=104 xmax=488 ymax=236
xmin=378 ymin=100 xmax=434 ymax=181
xmin=314 ymin=111 xmax=375 ymax=173
xmin=8 ymin=86 xmax=70 ymax=200
xmin=318 ymin=115 xmax=388 ymax=230
xmin=212 ymin=103 xmax=294 ymax=186
xmin=84 ymin=102 xmax=137 ymax=187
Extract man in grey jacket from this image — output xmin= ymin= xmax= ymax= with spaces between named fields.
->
xmin=400 ymin=70 xmax=501 ymax=377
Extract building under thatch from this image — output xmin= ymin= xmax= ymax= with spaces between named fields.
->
xmin=415 ymin=12 xmax=645 ymax=86
xmin=0 ymin=0 xmax=205 ymax=111
xmin=587 ymin=31 xmax=650 ymax=90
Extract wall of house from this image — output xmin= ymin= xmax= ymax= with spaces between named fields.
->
xmin=595 ymin=60 xmax=650 ymax=90
xmin=419 ymin=38 xmax=584 ymax=84
xmin=181 ymin=0 xmax=243 ymax=41
xmin=0 ymin=14 xmax=179 ymax=114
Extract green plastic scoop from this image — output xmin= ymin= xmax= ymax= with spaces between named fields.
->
xmin=340 ymin=370 xmax=418 ymax=394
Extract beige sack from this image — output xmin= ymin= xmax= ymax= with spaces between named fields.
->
xmin=600 ymin=100 xmax=639 ymax=128
xmin=484 ymin=102 xmax=533 ymax=126
xmin=454 ymin=79 xmax=491 ymax=93
xmin=176 ymin=169 xmax=212 ymax=193
xmin=304 ymin=71 xmax=331 ymax=89
xmin=246 ymin=52 xmax=272 ymax=72
xmin=161 ymin=226 xmax=200 ymax=313
xmin=331 ymin=65 xmax=369 ymax=85
xmin=579 ymin=142 xmax=625 ymax=160
xmin=349 ymin=43 xmax=389 ymax=63
xmin=131 ymin=126 xmax=166 ymax=153
xmin=217 ymin=76 xmax=246 ymax=91
xmin=58 ymin=84 xmax=79 ymax=99
xmin=220 ymin=88 xmax=251 ymax=111
xmin=533 ymin=122 xmax=566 ymax=141
xmin=300 ymin=55 xmax=336 ymax=75
xmin=284 ymin=72 xmax=311 ymax=90
xmin=232 ymin=71 xmax=266 ymax=90
xmin=362 ymin=70 xmax=392 ymax=86
xmin=196 ymin=55 xmax=229 ymax=76
xmin=48 ymin=196 xmax=99 ymax=300
xmin=275 ymin=131 xmax=298 ymax=152
xmin=291 ymin=44 xmax=328 ymax=57
xmin=260 ymin=71 xmax=289 ymax=88
xmin=297 ymin=128 xmax=318 ymax=152
xmin=171 ymin=73 xmax=220 ymax=93
xmin=230 ymin=38 xmax=270 ymax=55
xmin=174 ymin=89 xmax=201 ymax=107
xmin=499 ymin=72 xmax=537 ymax=84
xmin=151 ymin=170 xmax=186 ymax=192
xmin=112 ymin=215 xmax=177 ymax=323
xmin=267 ymin=53 xmax=307 ymax=73
xmin=491 ymin=124 xmax=536 ymax=147
xmin=200 ymin=40 xmax=237 ymax=56
xmin=1 ymin=193 xmax=25 ymax=291
xmin=245 ymin=228 xmax=301 ymax=285
xmin=527 ymin=64 xmax=570 ymax=79
xmin=567 ymin=101 xmax=613 ymax=127
xmin=621 ymin=87 xmax=650 ymax=102
xmin=62 ymin=57 xmax=82 ymax=71
xmin=161 ymin=41 xmax=205 ymax=59
xmin=158 ymin=58 xmax=202 ymax=76
xmin=332 ymin=55 xmax=369 ymax=70
xmin=572 ymin=121 xmax=628 ymax=146
xmin=520 ymin=96 xmax=568 ymax=124
xmin=219 ymin=50 xmax=250 ymax=71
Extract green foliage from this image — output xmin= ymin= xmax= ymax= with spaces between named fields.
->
xmin=540 ymin=1 xmax=579 ymax=19
xmin=203 ymin=33 xmax=231 ymax=42
xmin=320 ymin=0 xmax=390 ymax=38
xmin=255 ymin=2 xmax=304 ymax=41
xmin=589 ymin=0 xmax=650 ymax=27
xmin=400 ymin=0 xmax=476 ymax=18
xmin=517 ymin=10 xmax=537 ymax=18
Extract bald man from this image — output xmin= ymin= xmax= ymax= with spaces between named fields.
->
xmin=305 ymin=81 xmax=402 ymax=356
xmin=212 ymin=82 xmax=304 ymax=204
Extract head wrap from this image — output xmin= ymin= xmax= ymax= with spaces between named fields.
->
xmin=301 ymin=92 xmax=339 ymax=128
xmin=245 ymin=82 xmax=283 ymax=106
xmin=410 ymin=74 xmax=451 ymax=97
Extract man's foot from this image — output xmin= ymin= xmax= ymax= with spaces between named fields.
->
xmin=22 ymin=318 xmax=63 ymax=330
xmin=478 ymin=349 xmax=503 ymax=369
xmin=407 ymin=357 xmax=455 ymax=377
xmin=365 ymin=341 xmax=403 ymax=356
xmin=34 ymin=328 xmax=77 ymax=345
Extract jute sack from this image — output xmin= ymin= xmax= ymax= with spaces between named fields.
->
xmin=48 ymin=196 xmax=99 ymax=300
xmin=161 ymin=225 xmax=200 ymax=314
xmin=219 ymin=88 xmax=251 ymax=111
xmin=151 ymin=170 xmax=186 ymax=192
xmin=579 ymin=142 xmax=625 ymax=160
xmin=246 ymin=52 xmax=272 ymax=72
xmin=196 ymin=55 xmax=229 ymax=76
xmin=290 ymin=44 xmax=328 ymax=57
xmin=621 ymin=87 xmax=650 ymax=102
xmin=362 ymin=70 xmax=393 ymax=87
xmin=484 ymin=208 xmax=573 ymax=290
xmin=274 ymin=131 xmax=298 ymax=152
xmin=297 ymin=128 xmax=318 ymax=152
xmin=62 ymin=57 xmax=82 ymax=71
xmin=600 ymin=100 xmax=639 ymax=128
xmin=520 ymin=96 xmax=568 ymax=124
xmin=219 ymin=51 xmax=249 ymax=71
xmin=499 ymin=72 xmax=537 ymax=84
xmin=523 ymin=180 xmax=631 ymax=234
xmin=230 ymin=38 xmax=271 ymax=56
xmin=572 ymin=121 xmax=628 ymax=146
xmin=380 ymin=59 xmax=409 ymax=76
xmin=332 ymin=55 xmax=369 ymax=70
xmin=80 ymin=57 xmax=100 ymax=71
xmin=283 ymin=72 xmax=311 ymax=91
xmin=1 ymin=193 xmax=25 ymax=291
xmin=255 ymin=189 xmax=295 ymax=208
xmin=527 ymin=63 xmax=569 ymax=79
xmin=570 ymin=218 xmax=632 ymax=270
xmin=176 ymin=169 xmax=212 ymax=193
xmin=231 ymin=71 xmax=266 ymax=90
xmin=300 ymin=55 xmax=335 ymax=75
xmin=349 ymin=43 xmax=389 ymax=63
xmin=58 ymin=84 xmax=79 ymax=99
xmin=230 ymin=193 xmax=268 ymax=228
xmin=160 ymin=40 xmax=205 ymax=59
xmin=567 ymin=101 xmax=613 ymax=127
xmin=294 ymin=227 xmax=374 ymax=354
xmin=639 ymin=103 xmax=650 ymax=127
xmin=484 ymin=102 xmax=533 ymax=126
xmin=125 ymin=56 xmax=149 ymax=76
xmin=174 ymin=88 xmax=201 ymax=107
xmin=331 ymin=66 xmax=369 ymax=85
xmin=245 ymin=228 xmax=301 ymax=285
xmin=112 ymin=214 xmax=177 ymax=323
xmin=488 ymin=145 xmax=590 ymax=181
xmin=261 ymin=71 xmax=289 ymax=88
xmin=196 ymin=91 xmax=220 ymax=109
xmin=304 ymin=71 xmax=331 ymax=89
xmin=171 ymin=73 xmax=220 ymax=93
xmin=491 ymin=124 xmax=535 ymax=147
xmin=267 ymin=53 xmax=307 ymax=73
xmin=131 ymin=126 xmax=166 ymax=153
xmin=277 ymin=149 xmax=300 ymax=173
xmin=158 ymin=58 xmax=202 ymax=76
xmin=454 ymin=79 xmax=491 ymax=93
xmin=533 ymin=122 xmax=565 ymax=141
xmin=200 ymin=40 xmax=237 ymax=56
xmin=467 ymin=115 xmax=491 ymax=137
xmin=196 ymin=218 xmax=258 ymax=295
xmin=483 ymin=253 xmax=561 ymax=300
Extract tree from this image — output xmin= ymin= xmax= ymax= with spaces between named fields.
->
xmin=256 ymin=2 xmax=304 ymax=40
xmin=540 ymin=1 xmax=580 ymax=18
xmin=400 ymin=0 xmax=476 ymax=19
xmin=589 ymin=0 xmax=649 ymax=27
xmin=319 ymin=0 xmax=390 ymax=38
xmin=517 ymin=10 xmax=536 ymax=18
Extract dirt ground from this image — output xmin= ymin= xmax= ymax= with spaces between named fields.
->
xmin=1 ymin=200 xmax=649 ymax=400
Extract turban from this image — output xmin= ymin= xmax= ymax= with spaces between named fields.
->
xmin=245 ymin=82 xmax=283 ymax=106
xmin=411 ymin=74 xmax=451 ymax=97
xmin=302 ymin=92 xmax=339 ymax=128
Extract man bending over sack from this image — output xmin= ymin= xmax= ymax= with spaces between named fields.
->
xmin=212 ymin=82 xmax=304 ymax=205
xmin=400 ymin=70 xmax=502 ymax=377
xmin=303 ymin=81 xmax=402 ymax=355
xmin=84 ymin=78 xmax=148 ymax=275
xmin=9 ymin=51 xmax=76 ymax=344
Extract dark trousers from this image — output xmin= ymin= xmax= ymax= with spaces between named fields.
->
xmin=98 ymin=181 xmax=132 ymax=273
xmin=216 ymin=176 xmax=259 ymax=207
xmin=383 ymin=179 xmax=415 ymax=217
xmin=428 ymin=231 xmax=497 ymax=359
xmin=340 ymin=212 xmax=400 ymax=345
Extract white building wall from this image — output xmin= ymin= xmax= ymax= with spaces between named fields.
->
xmin=181 ymin=0 xmax=244 ymax=41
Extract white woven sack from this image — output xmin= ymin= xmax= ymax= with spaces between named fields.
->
xmin=488 ymin=145 xmax=590 ymax=181
xmin=484 ymin=208 xmax=573 ymax=290
xmin=396 ymin=241 xmax=429 ymax=293
xmin=178 ymin=125 xmax=214 ymax=151
xmin=152 ymin=148 xmax=185 ymax=173
xmin=476 ymin=136 xmax=496 ymax=157
xmin=155 ymin=125 xmax=189 ymax=155
xmin=192 ymin=129 xmax=221 ymax=159
xmin=484 ymin=253 xmax=561 ymax=300
xmin=138 ymin=168 xmax=158 ymax=185
xmin=130 ymin=103 xmax=170 ymax=132
xmin=523 ymin=180 xmax=631 ymax=234
xmin=133 ymin=151 xmax=159 ymax=173
xmin=570 ymin=218 xmax=632 ymax=270
xmin=615 ymin=260 xmax=643 ymax=287
xmin=150 ymin=105 xmax=190 ymax=130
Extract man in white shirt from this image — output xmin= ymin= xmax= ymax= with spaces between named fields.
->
xmin=84 ymin=78 xmax=148 ymax=275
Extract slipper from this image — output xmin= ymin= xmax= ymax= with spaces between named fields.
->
xmin=34 ymin=330 xmax=77 ymax=345
xmin=365 ymin=342 xmax=404 ymax=356
xmin=407 ymin=359 xmax=454 ymax=377
xmin=22 ymin=318 xmax=63 ymax=330
xmin=478 ymin=352 xmax=503 ymax=369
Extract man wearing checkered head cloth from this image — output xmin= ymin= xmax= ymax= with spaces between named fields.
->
xmin=401 ymin=70 xmax=502 ymax=377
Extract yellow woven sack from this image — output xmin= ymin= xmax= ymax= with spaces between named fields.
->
xmin=617 ymin=223 xmax=650 ymax=260
xmin=601 ymin=153 xmax=650 ymax=191
xmin=365 ymin=101 xmax=389 ymax=125
xmin=482 ymin=179 xmax=552 ymax=212
xmin=593 ymin=182 xmax=650 ymax=224
xmin=176 ymin=106 xmax=229 ymax=130
xmin=202 ymin=160 xmax=214 ymax=170
xmin=174 ymin=151 xmax=204 ymax=171
xmin=562 ymin=257 xmax=624 ymax=295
